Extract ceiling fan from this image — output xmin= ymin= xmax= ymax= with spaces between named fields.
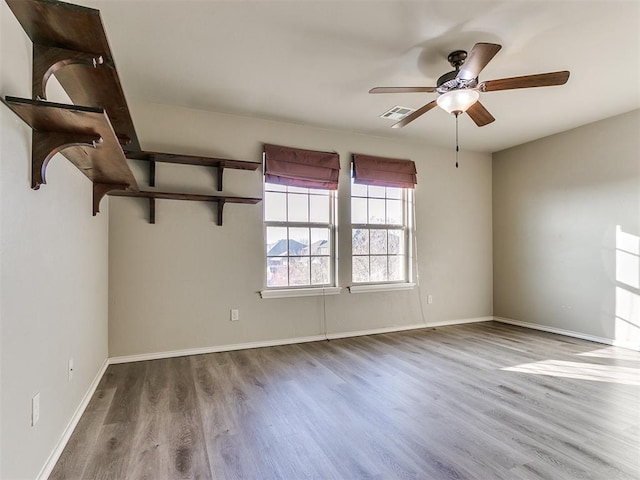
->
xmin=370 ymin=43 xmax=570 ymax=128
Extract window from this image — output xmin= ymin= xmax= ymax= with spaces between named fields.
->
xmin=351 ymin=181 xmax=412 ymax=284
xmin=264 ymin=184 xmax=335 ymax=287
xmin=350 ymin=153 xmax=416 ymax=286
xmin=262 ymin=143 xmax=339 ymax=291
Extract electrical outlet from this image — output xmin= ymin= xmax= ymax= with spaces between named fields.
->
xmin=32 ymin=393 xmax=40 ymax=426
xmin=427 ymin=295 xmax=433 ymax=304
xmin=230 ymin=309 xmax=239 ymax=321
xmin=68 ymin=358 xmax=74 ymax=381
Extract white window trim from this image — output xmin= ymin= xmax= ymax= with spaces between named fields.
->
xmin=348 ymin=283 xmax=415 ymax=294
xmin=260 ymin=286 xmax=343 ymax=299
xmin=263 ymin=185 xmax=337 ymax=289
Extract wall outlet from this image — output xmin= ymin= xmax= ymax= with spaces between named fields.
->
xmin=32 ymin=393 xmax=40 ymax=426
xmin=68 ymin=358 xmax=74 ymax=381
xmin=230 ymin=309 xmax=239 ymax=321
xmin=427 ymin=295 xmax=433 ymax=304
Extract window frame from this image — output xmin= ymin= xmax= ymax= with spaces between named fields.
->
xmin=350 ymin=180 xmax=414 ymax=286
xmin=263 ymin=182 xmax=338 ymax=291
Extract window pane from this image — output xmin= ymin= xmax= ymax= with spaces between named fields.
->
xmin=311 ymin=228 xmax=330 ymax=255
xmin=368 ymin=198 xmax=385 ymax=224
xmin=386 ymin=199 xmax=403 ymax=225
xmin=386 ymin=187 xmax=403 ymax=199
xmin=310 ymin=194 xmax=329 ymax=223
xmin=370 ymin=256 xmax=388 ymax=282
xmin=289 ymin=227 xmax=309 ymax=255
xmin=368 ymin=185 xmax=385 ymax=198
xmin=351 ymin=197 xmax=367 ymax=224
xmin=388 ymin=256 xmax=405 ymax=282
xmin=264 ymin=192 xmax=286 ymax=222
xmin=370 ymin=229 xmax=388 ymax=255
xmin=311 ymin=257 xmax=330 ymax=285
xmin=266 ymin=227 xmax=288 ymax=256
xmin=265 ymin=182 xmax=286 ymax=192
xmin=388 ymin=229 xmax=404 ymax=255
xmin=352 ymin=229 xmax=369 ymax=255
xmin=351 ymin=182 xmax=367 ymax=197
xmin=265 ymin=181 xmax=333 ymax=289
xmin=353 ymin=256 xmax=369 ymax=283
xmin=267 ymin=257 xmax=288 ymax=286
xmin=350 ymin=180 xmax=410 ymax=285
xmin=288 ymin=193 xmax=309 ymax=222
xmin=289 ymin=257 xmax=310 ymax=285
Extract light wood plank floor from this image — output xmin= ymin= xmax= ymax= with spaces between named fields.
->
xmin=50 ymin=322 xmax=640 ymax=479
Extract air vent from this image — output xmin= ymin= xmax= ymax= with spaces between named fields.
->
xmin=380 ymin=106 xmax=415 ymax=121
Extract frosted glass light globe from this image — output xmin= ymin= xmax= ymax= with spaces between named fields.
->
xmin=436 ymin=89 xmax=480 ymax=114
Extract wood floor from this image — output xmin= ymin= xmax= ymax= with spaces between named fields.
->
xmin=50 ymin=322 xmax=640 ymax=480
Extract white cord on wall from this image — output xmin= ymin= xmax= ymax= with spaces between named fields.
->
xmin=412 ymin=189 xmax=429 ymax=327
xmin=322 ymin=287 xmax=329 ymax=341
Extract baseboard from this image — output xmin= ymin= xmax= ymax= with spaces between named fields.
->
xmin=109 ymin=316 xmax=493 ymax=364
xmin=493 ymin=316 xmax=640 ymax=351
xmin=36 ymin=357 xmax=110 ymax=480
xmin=428 ymin=316 xmax=495 ymax=328
xmin=109 ymin=334 xmax=328 ymax=364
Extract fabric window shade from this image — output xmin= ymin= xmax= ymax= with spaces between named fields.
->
xmin=264 ymin=143 xmax=340 ymax=190
xmin=352 ymin=154 xmax=417 ymax=189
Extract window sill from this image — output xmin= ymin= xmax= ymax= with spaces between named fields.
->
xmin=260 ymin=286 xmax=342 ymax=299
xmin=348 ymin=283 xmax=416 ymax=294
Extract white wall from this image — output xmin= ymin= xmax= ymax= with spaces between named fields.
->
xmin=493 ymin=109 xmax=640 ymax=348
xmin=1 ymin=4 xmax=110 ymax=479
xmin=108 ymin=100 xmax=494 ymax=357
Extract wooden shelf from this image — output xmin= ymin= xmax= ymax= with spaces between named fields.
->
xmin=6 ymin=0 xmax=141 ymax=151
xmin=124 ymin=151 xmax=260 ymax=191
xmin=108 ymin=190 xmax=261 ymax=225
xmin=5 ymin=0 xmax=261 ymax=224
xmin=3 ymin=96 xmax=139 ymax=215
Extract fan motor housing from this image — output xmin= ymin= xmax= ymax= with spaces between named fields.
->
xmin=436 ymin=49 xmax=479 ymax=93
xmin=436 ymin=71 xmax=478 ymax=94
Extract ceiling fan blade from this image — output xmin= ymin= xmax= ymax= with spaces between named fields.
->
xmin=466 ymin=101 xmax=495 ymax=127
xmin=391 ymin=100 xmax=438 ymax=128
xmin=369 ymin=86 xmax=437 ymax=94
xmin=482 ymin=71 xmax=570 ymax=91
xmin=457 ymin=43 xmax=502 ymax=80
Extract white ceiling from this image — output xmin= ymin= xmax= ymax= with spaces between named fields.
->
xmin=83 ymin=0 xmax=639 ymax=153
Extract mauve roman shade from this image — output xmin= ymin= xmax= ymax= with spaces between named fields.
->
xmin=352 ymin=154 xmax=417 ymax=189
xmin=264 ymin=144 xmax=340 ymax=190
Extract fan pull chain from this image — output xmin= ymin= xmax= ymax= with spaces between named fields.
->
xmin=455 ymin=112 xmax=460 ymax=168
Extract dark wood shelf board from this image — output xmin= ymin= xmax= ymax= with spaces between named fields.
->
xmin=108 ymin=190 xmax=261 ymax=225
xmin=125 ymin=151 xmax=260 ymax=170
xmin=6 ymin=0 xmax=109 ymax=53
xmin=109 ymin=190 xmax=261 ymax=204
xmin=3 ymin=96 xmax=138 ymax=194
xmin=7 ymin=0 xmax=141 ymax=151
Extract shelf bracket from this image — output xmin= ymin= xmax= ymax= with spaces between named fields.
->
xmin=217 ymin=166 xmax=224 ymax=191
xmin=149 ymin=158 xmax=156 ymax=187
xmin=216 ymin=199 xmax=226 ymax=226
xmin=147 ymin=159 xmax=156 ymax=223
xmin=93 ymin=182 xmax=128 ymax=216
xmin=32 ymin=130 xmax=103 ymax=190
xmin=32 ymin=44 xmax=107 ymax=101
xmin=149 ymin=197 xmax=156 ymax=224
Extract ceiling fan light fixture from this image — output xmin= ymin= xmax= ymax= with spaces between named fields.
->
xmin=436 ymin=89 xmax=480 ymax=114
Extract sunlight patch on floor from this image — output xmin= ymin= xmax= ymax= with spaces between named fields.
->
xmin=502 ymin=359 xmax=640 ymax=385
xmin=577 ymin=347 xmax=640 ymax=362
